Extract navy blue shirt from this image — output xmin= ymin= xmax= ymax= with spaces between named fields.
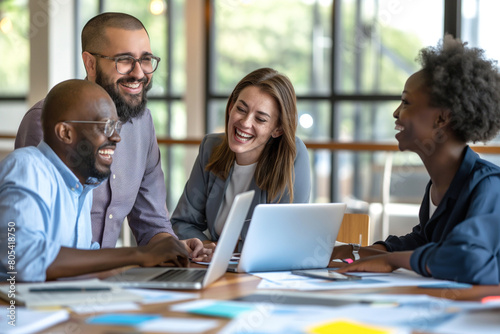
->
xmin=379 ymin=146 xmax=500 ymax=285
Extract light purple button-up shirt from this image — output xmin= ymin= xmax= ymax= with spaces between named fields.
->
xmin=15 ymin=100 xmax=176 ymax=248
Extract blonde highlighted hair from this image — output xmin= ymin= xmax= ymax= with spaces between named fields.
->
xmin=205 ymin=68 xmax=298 ymax=202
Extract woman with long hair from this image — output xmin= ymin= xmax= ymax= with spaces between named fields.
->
xmin=172 ymin=68 xmax=311 ymax=245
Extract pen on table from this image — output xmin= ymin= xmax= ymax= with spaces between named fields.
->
xmin=28 ymin=287 xmax=112 ymax=293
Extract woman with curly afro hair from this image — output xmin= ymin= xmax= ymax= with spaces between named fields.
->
xmin=336 ymin=34 xmax=500 ymax=285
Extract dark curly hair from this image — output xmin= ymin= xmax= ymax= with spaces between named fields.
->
xmin=417 ymin=34 xmax=500 ymax=143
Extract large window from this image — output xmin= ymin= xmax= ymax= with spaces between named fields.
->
xmin=461 ymin=0 xmax=500 ymax=62
xmin=461 ymin=0 xmax=500 ymax=168
xmin=206 ymin=0 xmax=444 ymax=204
xmin=0 ymin=0 xmax=29 ymax=153
xmin=0 ymin=0 xmax=28 ymax=96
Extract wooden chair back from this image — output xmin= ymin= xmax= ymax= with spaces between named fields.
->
xmin=337 ymin=213 xmax=370 ymax=246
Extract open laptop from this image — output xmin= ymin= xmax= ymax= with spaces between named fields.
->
xmin=104 ymin=190 xmax=255 ymax=290
xmin=228 ymin=202 xmax=346 ymax=273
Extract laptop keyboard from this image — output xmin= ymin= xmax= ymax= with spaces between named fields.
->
xmin=152 ymin=269 xmax=206 ymax=282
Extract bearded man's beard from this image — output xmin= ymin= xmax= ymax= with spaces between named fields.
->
xmin=95 ymin=69 xmax=152 ymax=123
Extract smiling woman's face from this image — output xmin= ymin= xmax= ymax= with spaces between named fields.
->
xmin=227 ymin=86 xmax=282 ymax=165
xmin=393 ymin=70 xmax=443 ymax=154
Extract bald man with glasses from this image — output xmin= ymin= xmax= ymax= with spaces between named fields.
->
xmin=15 ymin=12 xmax=213 ymax=261
xmin=1 ymin=79 xmax=190 ymax=282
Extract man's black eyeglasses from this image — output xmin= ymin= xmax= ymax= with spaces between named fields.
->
xmin=90 ymin=53 xmax=160 ymax=75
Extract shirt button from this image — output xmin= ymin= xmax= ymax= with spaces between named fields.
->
xmin=71 ymin=188 xmax=75 ymax=191
xmin=76 ymin=184 xmax=79 ymax=188
xmin=109 ymin=214 xmax=113 ymax=219
xmin=113 ymin=174 xmax=116 ymax=179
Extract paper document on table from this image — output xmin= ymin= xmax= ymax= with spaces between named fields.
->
xmin=0 ymin=278 xmax=142 ymax=308
xmin=0 ymin=307 xmax=69 ymax=334
xmin=253 ymin=268 xmax=472 ymax=291
xmin=174 ymin=295 xmax=494 ymax=334
xmin=138 ymin=317 xmax=220 ymax=333
xmin=429 ymin=307 xmax=500 ymax=334
xmin=216 ymin=296 xmax=477 ymax=334
xmin=125 ymin=288 xmax=199 ymax=304
xmin=70 ymin=302 xmax=140 ymax=314
xmin=216 ymin=301 xmax=418 ymax=334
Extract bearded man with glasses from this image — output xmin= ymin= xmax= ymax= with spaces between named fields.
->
xmin=15 ymin=12 xmax=212 ymax=263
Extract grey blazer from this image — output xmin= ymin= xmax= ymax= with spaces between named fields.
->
xmin=171 ymin=133 xmax=311 ymax=241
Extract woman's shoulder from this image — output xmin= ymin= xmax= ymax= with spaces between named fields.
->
xmin=472 ymin=159 xmax=500 ymax=187
xmin=198 ymin=133 xmax=225 ymax=161
xmin=463 ymin=153 xmax=500 ymax=195
xmin=294 ymin=136 xmax=307 ymax=150
xmin=294 ymin=136 xmax=309 ymax=158
xmin=469 ymin=147 xmax=500 ymax=177
xmin=202 ymin=133 xmax=225 ymax=147
xmin=294 ymin=135 xmax=305 ymax=145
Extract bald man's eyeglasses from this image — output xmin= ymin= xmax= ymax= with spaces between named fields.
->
xmin=64 ymin=119 xmax=122 ymax=137
xmin=90 ymin=53 xmax=160 ymax=75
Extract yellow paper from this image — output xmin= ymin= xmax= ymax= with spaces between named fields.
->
xmin=308 ymin=319 xmax=395 ymax=334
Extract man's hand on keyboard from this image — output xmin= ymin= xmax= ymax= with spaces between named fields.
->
xmin=139 ymin=234 xmax=190 ymax=267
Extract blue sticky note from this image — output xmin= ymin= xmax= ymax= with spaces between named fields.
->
xmin=87 ymin=313 xmax=161 ymax=326
xmin=189 ymin=301 xmax=254 ymax=318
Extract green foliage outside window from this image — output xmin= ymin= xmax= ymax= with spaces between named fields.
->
xmin=0 ymin=0 xmax=29 ymax=96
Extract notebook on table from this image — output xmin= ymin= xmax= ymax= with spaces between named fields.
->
xmin=228 ymin=202 xmax=346 ymax=273
xmin=104 ymin=190 xmax=255 ymax=290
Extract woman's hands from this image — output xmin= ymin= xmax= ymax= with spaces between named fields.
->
xmin=336 ymin=251 xmax=413 ymax=274
xmin=182 ymin=238 xmax=216 ymax=262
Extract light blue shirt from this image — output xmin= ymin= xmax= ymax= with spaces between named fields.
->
xmin=16 ymin=100 xmax=177 ymax=248
xmin=0 ymin=141 xmax=100 ymax=282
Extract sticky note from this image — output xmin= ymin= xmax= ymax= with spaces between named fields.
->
xmin=189 ymin=301 xmax=254 ymax=318
xmin=307 ymin=319 xmax=396 ymax=334
xmin=86 ymin=313 xmax=161 ymax=326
